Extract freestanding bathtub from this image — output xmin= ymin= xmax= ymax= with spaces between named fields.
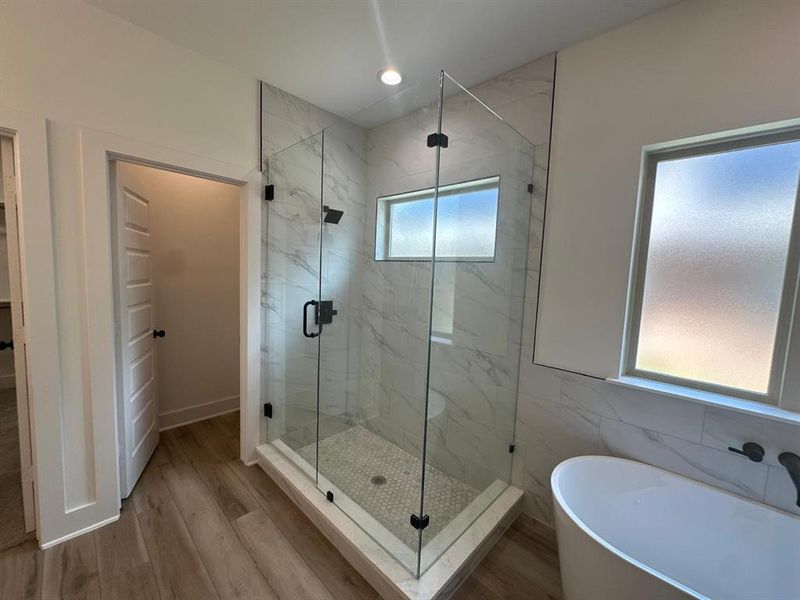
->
xmin=551 ymin=456 xmax=800 ymax=600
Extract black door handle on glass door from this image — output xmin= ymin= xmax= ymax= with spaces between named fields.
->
xmin=153 ymin=329 xmax=166 ymax=338
xmin=303 ymin=300 xmax=320 ymax=338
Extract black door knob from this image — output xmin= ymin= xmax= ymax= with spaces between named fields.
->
xmin=0 ymin=339 xmax=13 ymax=351
xmin=153 ymin=329 xmax=166 ymax=338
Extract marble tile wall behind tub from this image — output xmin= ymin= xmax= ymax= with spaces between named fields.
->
xmin=512 ymin=364 xmax=800 ymax=523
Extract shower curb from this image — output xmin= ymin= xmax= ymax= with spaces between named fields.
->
xmin=256 ymin=442 xmax=523 ymax=599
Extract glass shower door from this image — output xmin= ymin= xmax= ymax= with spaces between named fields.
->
xmin=313 ymin=79 xmax=443 ymax=576
xmin=263 ymin=133 xmax=324 ymax=471
xmin=261 ymin=71 xmax=533 ymax=579
xmin=418 ymin=72 xmax=535 ymax=574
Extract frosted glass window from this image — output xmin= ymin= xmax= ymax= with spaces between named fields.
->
xmin=631 ymin=135 xmax=800 ymax=397
xmin=387 ymin=197 xmax=434 ymax=258
xmin=376 ymin=176 xmax=499 ymax=260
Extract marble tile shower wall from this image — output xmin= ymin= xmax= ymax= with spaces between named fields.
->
xmin=360 ymin=58 xmax=556 ymax=492
xmin=261 ymin=54 xmax=800 ymax=530
xmin=262 ymin=131 xmax=323 ymax=447
xmin=261 ymin=83 xmax=368 ymax=448
xmin=261 ymin=57 xmax=556 ymax=495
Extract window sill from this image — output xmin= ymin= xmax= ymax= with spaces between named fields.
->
xmin=606 ymin=375 xmax=800 ymax=426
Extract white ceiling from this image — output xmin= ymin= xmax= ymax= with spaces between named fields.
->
xmin=84 ymin=0 xmax=679 ymax=119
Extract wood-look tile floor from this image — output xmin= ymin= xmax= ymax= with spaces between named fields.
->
xmin=0 ymin=387 xmax=32 ymax=553
xmin=0 ymin=412 xmax=562 ymax=599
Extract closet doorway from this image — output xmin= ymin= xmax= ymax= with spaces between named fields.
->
xmin=0 ymin=135 xmax=36 ymax=550
xmin=111 ymin=160 xmax=241 ymax=497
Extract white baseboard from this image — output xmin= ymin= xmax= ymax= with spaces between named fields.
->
xmin=158 ymin=395 xmax=239 ymax=431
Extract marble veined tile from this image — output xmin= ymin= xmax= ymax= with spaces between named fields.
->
xmin=562 ymin=373 xmax=706 ymax=442
xmin=764 ymin=465 xmax=800 ymax=516
xmin=702 ymin=407 xmax=800 ymax=468
xmin=261 ymin=51 xmax=557 ymax=531
xmin=513 ymin=392 xmax=602 ymax=520
xmin=600 ymin=417 xmax=768 ymax=501
xmin=468 ymin=54 xmax=555 ymax=114
xmin=262 ymin=82 xmax=338 ymax=139
xmin=517 ymin=362 xmax=562 ymax=403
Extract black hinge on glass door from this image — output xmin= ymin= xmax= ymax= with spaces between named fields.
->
xmin=263 ymin=402 xmax=273 ymax=419
xmin=317 ymin=300 xmax=338 ymax=325
xmin=410 ymin=513 xmax=430 ymax=530
xmin=426 ymin=132 xmax=448 ymax=148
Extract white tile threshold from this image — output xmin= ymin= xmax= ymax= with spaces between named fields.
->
xmin=256 ymin=442 xmax=522 ymax=599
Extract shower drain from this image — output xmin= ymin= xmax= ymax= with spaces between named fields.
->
xmin=371 ymin=475 xmax=387 ymax=486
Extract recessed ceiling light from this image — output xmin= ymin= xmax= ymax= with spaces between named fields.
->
xmin=378 ymin=68 xmax=403 ymax=86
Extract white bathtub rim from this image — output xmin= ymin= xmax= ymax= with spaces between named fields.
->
xmin=551 ymin=455 xmax=715 ymax=600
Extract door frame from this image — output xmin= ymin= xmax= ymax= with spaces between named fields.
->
xmin=0 ymin=134 xmax=38 ymax=535
xmin=0 ymin=108 xmax=61 ymax=545
xmin=80 ymin=128 xmax=262 ymax=516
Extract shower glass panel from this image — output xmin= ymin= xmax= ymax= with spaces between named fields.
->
xmin=263 ymin=133 xmax=323 ymax=464
xmin=418 ymin=73 xmax=534 ymax=572
xmin=261 ymin=71 xmax=535 ymax=579
xmin=314 ymin=78 xmax=441 ymax=575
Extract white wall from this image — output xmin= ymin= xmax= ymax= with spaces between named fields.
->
xmin=117 ymin=163 xmax=240 ymax=429
xmin=0 ymin=0 xmax=258 ymax=546
xmin=535 ymin=0 xmax=800 ymax=377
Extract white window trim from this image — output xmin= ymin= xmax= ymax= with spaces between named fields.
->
xmin=621 ymin=124 xmax=800 ymax=414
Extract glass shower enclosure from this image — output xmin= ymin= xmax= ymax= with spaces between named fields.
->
xmin=262 ymin=71 xmax=535 ymax=577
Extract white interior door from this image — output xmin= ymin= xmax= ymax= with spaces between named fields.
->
xmin=114 ymin=161 xmax=159 ymax=498
xmin=0 ymin=136 xmax=36 ymax=532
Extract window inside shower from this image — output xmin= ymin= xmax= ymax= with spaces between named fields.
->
xmin=375 ymin=176 xmax=500 ymax=261
xmin=260 ymin=72 xmax=537 ymax=578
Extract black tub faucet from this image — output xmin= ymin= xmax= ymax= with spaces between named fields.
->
xmin=728 ymin=442 xmax=765 ymax=462
xmin=778 ymin=452 xmax=800 ymax=508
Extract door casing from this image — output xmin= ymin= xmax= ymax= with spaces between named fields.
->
xmin=80 ymin=128 xmax=262 ymax=527
xmin=0 ymin=134 xmax=37 ymax=534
